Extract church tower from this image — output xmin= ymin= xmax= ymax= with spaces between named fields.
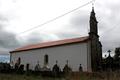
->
xmin=89 ymin=7 xmax=102 ymax=71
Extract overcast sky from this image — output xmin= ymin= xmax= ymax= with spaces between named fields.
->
xmin=0 ymin=0 xmax=120 ymax=57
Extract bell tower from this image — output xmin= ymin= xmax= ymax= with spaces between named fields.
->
xmin=89 ymin=7 xmax=98 ymax=36
xmin=89 ymin=6 xmax=102 ymax=71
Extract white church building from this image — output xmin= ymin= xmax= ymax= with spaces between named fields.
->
xmin=10 ymin=7 xmax=102 ymax=72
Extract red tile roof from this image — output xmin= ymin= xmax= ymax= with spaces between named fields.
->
xmin=10 ymin=36 xmax=89 ymax=53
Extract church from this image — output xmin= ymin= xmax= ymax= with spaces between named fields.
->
xmin=10 ymin=7 xmax=102 ymax=72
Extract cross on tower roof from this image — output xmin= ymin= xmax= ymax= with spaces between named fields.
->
xmin=108 ymin=50 xmax=111 ymax=54
xmin=108 ymin=50 xmax=112 ymax=57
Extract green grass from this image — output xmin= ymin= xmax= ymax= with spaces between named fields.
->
xmin=0 ymin=74 xmax=41 ymax=80
xmin=0 ymin=73 xmax=65 ymax=80
xmin=0 ymin=72 xmax=120 ymax=80
xmin=65 ymin=72 xmax=120 ymax=80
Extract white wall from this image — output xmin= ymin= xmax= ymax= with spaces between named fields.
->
xmin=11 ymin=42 xmax=91 ymax=71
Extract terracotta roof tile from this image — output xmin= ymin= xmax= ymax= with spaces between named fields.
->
xmin=10 ymin=36 xmax=89 ymax=53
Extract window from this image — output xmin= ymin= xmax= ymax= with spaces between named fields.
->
xmin=26 ymin=63 xmax=29 ymax=71
xmin=17 ymin=57 xmax=21 ymax=65
xmin=44 ymin=54 xmax=48 ymax=65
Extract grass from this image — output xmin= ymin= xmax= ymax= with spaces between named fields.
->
xmin=0 ymin=73 xmax=65 ymax=80
xmin=0 ymin=72 xmax=120 ymax=80
xmin=64 ymin=72 xmax=120 ymax=80
xmin=0 ymin=74 xmax=41 ymax=80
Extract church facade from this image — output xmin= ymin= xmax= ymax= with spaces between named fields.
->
xmin=10 ymin=8 xmax=102 ymax=72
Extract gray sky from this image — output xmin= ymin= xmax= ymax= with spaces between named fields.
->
xmin=0 ymin=0 xmax=120 ymax=57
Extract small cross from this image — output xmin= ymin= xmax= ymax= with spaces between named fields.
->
xmin=108 ymin=50 xmax=111 ymax=54
xmin=92 ymin=0 xmax=95 ymax=8
xmin=92 ymin=2 xmax=94 ymax=8
xmin=107 ymin=50 xmax=111 ymax=57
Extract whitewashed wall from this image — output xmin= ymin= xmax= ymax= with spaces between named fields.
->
xmin=10 ymin=42 xmax=91 ymax=72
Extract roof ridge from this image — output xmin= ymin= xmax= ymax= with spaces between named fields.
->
xmin=10 ymin=36 xmax=89 ymax=53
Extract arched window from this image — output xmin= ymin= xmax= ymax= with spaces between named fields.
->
xmin=26 ymin=63 xmax=29 ymax=71
xmin=44 ymin=54 xmax=48 ymax=65
xmin=17 ymin=57 xmax=21 ymax=65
